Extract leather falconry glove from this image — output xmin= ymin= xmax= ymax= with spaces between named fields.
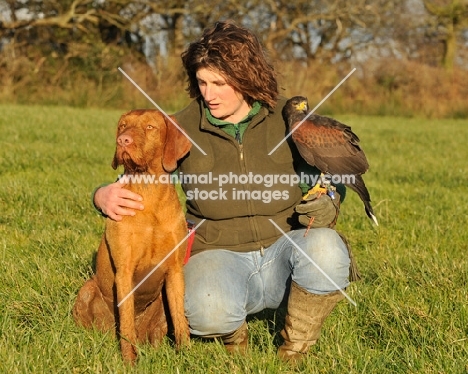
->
xmin=295 ymin=191 xmax=341 ymax=229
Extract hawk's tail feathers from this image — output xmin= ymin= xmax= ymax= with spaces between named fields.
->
xmin=365 ymin=202 xmax=379 ymax=226
xmin=347 ymin=174 xmax=379 ymax=226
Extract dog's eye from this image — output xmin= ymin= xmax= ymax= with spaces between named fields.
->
xmin=146 ymin=125 xmax=154 ymax=130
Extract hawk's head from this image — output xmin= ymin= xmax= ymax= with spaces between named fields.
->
xmin=283 ymin=96 xmax=309 ymax=128
xmin=291 ymin=96 xmax=309 ymax=113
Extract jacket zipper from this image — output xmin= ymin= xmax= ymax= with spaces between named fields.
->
xmin=235 ymin=125 xmax=244 ymax=161
xmin=235 ymin=121 xmax=263 ymax=250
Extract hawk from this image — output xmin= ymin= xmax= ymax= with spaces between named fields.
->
xmin=283 ymin=96 xmax=378 ymax=226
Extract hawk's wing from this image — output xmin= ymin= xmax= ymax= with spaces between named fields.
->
xmin=291 ymin=114 xmax=369 ymax=176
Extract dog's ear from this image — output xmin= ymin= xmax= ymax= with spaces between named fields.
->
xmin=111 ymin=114 xmax=126 ymax=170
xmin=111 ymin=151 xmax=119 ymax=170
xmin=162 ymin=115 xmax=192 ymax=172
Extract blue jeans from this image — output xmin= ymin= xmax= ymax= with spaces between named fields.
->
xmin=184 ymin=227 xmax=350 ymax=336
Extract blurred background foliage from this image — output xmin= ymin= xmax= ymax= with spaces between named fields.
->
xmin=0 ymin=0 xmax=467 ymax=117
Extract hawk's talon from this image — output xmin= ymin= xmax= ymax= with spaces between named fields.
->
xmin=302 ymin=185 xmax=327 ymax=200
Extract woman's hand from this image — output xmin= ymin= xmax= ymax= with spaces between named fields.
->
xmin=93 ymin=182 xmax=144 ymax=221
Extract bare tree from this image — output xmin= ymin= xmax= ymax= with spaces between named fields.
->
xmin=0 ymin=0 xmax=144 ymax=56
xmin=423 ymin=0 xmax=468 ymax=70
xmin=238 ymin=0 xmax=383 ymax=62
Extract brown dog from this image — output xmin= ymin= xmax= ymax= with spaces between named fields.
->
xmin=73 ymin=109 xmax=191 ymax=363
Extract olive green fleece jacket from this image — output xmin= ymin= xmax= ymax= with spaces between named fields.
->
xmin=174 ymin=97 xmax=313 ymax=255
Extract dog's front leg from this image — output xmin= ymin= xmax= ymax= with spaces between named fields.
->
xmin=106 ymin=221 xmax=141 ymax=364
xmin=165 ymin=265 xmax=190 ymax=349
xmin=115 ymin=266 xmax=138 ymax=364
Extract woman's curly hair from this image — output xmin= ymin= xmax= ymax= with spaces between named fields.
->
xmin=181 ymin=21 xmax=278 ymax=109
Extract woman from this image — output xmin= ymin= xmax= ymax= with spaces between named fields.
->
xmin=94 ymin=21 xmax=352 ymax=363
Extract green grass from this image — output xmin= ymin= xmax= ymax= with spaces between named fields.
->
xmin=0 ymin=104 xmax=467 ymax=373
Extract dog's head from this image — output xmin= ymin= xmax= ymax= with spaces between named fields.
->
xmin=111 ymin=110 xmax=192 ymax=174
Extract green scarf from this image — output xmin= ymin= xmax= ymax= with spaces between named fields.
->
xmin=205 ymin=101 xmax=262 ymax=144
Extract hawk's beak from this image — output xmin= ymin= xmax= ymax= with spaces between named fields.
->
xmin=295 ymin=101 xmax=308 ymax=112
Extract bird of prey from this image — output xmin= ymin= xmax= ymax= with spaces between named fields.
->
xmin=283 ymin=96 xmax=378 ymax=226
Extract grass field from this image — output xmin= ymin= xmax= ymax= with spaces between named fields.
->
xmin=0 ymin=104 xmax=467 ymax=373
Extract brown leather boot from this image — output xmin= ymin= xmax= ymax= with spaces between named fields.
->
xmin=221 ymin=321 xmax=249 ymax=354
xmin=277 ymin=282 xmax=345 ymax=363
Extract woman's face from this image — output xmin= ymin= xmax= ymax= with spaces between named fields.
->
xmin=196 ymin=67 xmax=251 ymax=123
